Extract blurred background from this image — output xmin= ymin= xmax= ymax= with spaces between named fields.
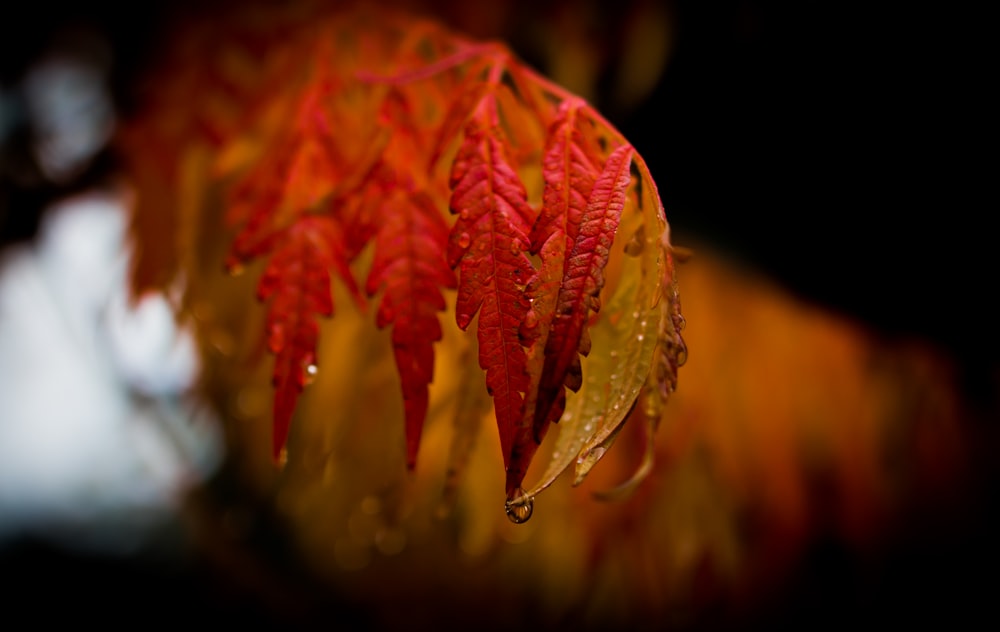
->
xmin=1 ymin=0 xmax=993 ymax=630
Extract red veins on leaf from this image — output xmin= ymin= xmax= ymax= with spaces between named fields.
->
xmin=447 ymin=94 xmax=536 ymax=470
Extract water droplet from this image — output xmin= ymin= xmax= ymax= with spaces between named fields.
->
xmin=632 ymin=311 xmax=640 ymax=319
xmin=504 ymin=488 xmax=534 ymax=524
xmin=610 ymin=350 xmax=619 ymax=359
xmin=587 ymin=446 xmax=606 ymax=463
xmin=459 ymin=208 xmax=470 ymax=219
xmin=509 ymin=241 xmax=522 ymax=256
xmin=277 ymin=447 xmax=289 ymax=469
xmin=676 ymin=343 xmax=688 ymax=367
xmin=302 ymin=362 xmax=318 ymax=386
xmin=523 ymin=310 xmax=538 ymax=329
xmin=227 ymin=261 xmax=245 ymax=277
xmin=457 ymin=232 xmax=471 ymax=249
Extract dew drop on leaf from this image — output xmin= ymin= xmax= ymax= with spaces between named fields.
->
xmin=457 ymin=232 xmax=471 ymax=249
xmin=504 ymin=487 xmax=534 ymax=524
xmin=523 ymin=310 xmax=538 ymax=329
xmin=676 ymin=343 xmax=688 ymax=367
xmin=302 ymin=362 xmax=318 ymax=386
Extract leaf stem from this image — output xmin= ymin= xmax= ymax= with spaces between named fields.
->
xmin=356 ymin=41 xmax=505 ymax=85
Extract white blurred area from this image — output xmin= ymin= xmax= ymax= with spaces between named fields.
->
xmin=0 ymin=192 xmax=223 ymax=553
xmin=0 ymin=39 xmax=223 ymax=555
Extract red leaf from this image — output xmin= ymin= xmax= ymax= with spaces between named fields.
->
xmin=507 ymin=101 xmax=603 ymax=493
xmin=532 ymin=144 xmax=634 ymax=442
xmin=365 ymin=190 xmax=457 ymax=468
xmin=226 ymin=72 xmax=388 ymax=268
xmin=427 ymin=57 xmax=493 ymax=170
xmin=529 ymin=102 xmax=605 ymax=254
xmin=447 ymin=94 xmax=536 ymax=469
xmin=258 ymin=216 xmax=358 ymax=462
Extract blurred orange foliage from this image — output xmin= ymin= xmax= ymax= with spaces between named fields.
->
xmin=115 ymin=0 xmax=981 ymax=629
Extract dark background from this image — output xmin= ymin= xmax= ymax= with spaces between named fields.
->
xmin=1 ymin=1 xmax=993 ymax=630
xmin=3 ymin=0 xmax=990 ymax=366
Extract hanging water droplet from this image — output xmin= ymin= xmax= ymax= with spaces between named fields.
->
xmin=277 ymin=447 xmax=289 ymax=470
xmin=580 ymin=446 xmax=606 ymax=464
xmin=459 ymin=208 xmax=470 ymax=219
xmin=676 ymin=343 xmax=688 ymax=367
xmin=457 ymin=232 xmax=471 ymax=249
xmin=632 ymin=311 xmax=640 ymax=319
xmin=637 ymin=334 xmax=645 ymax=341
xmin=504 ymin=488 xmax=534 ymax=524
